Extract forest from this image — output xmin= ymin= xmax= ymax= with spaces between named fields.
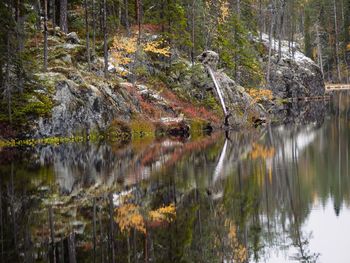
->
xmin=1 ymin=0 xmax=350 ymax=81
xmin=2 ymin=1 xmax=350 ymax=262
xmin=0 ymin=0 xmax=348 ymax=138
xmin=0 ymin=0 xmax=346 ymax=137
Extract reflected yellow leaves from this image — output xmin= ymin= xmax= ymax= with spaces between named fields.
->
xmin=250 ymin=143 xmax=276 ymax=160
xmin=115 ymin=203 xmax=146 ymax=234
xmin=225 ymin=219 xmax=248 ymax=263
xmin=250 ymin=143 xmax=276 ymax=187
xmin=148 ymin=203 xmax=176 ymax=223
xmin=115 ymin=200 xmax=176 ymax=235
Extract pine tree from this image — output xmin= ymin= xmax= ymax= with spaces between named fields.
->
xmin=215 ymin=13 xmax=262 ymax=86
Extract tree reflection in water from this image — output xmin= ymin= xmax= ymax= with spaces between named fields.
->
xmin=2 ymin=92 xmax=350 ymax=262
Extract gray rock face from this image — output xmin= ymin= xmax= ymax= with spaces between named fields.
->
xmin=260 ymin=33 xmax=325 ymax=98
xmin=36 ymin=78 xmax=132 ymax=137
xmin=197 ymin=51 xmax=266 ymax=128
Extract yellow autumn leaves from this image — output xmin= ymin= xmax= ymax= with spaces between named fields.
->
xmin=115 ymin=201 xmax=176 ymax=235
xmin=111 ymin=36 xmax=171 ymax=68
xmin=144 ymin=40 xmax=171 ymax=57
xmin=111 ymin=37 xmax=138 ymax=66
xmin=247 ymin=88 xmax=273 ymax=103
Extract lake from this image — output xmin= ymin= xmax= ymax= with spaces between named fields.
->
xmin=0 ymin=91 xmax=349 ymax=263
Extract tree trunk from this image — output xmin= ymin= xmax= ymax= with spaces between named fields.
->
xmin=267 ymin=7 xmax=276 ymax=86
xmin=118 ymin=0 xmax=122 ymax=30
xmin=235 ymin=0 xmax=241 ymax=83
xmin=84 ymin=0 xmax=91 ymax=71
xmin=333 ymin=0 xmax=342 ymax=82
xmin=59 ymin=0 xmax=68 ymax=33
xmin=52 ymin=0 xmax=56 ymax=27
xmin=92 ymin=0 xmax=96 ymax=51
xmin=44 ymin=0 xmax=48 ymax=71
xmin=191 ymin=0 xmax=195 ymax=64
xmin=99 ymin=0 xmax=103 ymax=34
xmin=136 ymin=0 xmax=142 ymax=44
xmin=35 ymin=0 xmax=41 ymax=31
xmin=259 ymin=0 xmax=262 ymax=41
xmin=316 ymin=23 xmax=324 ymax=77
xmin=5 ymin=32 xmax=12 ymax=125
xmin=103 ymin=0 xmax=108 ymax=78
xmin=278 ymin=0 xmax=286 ymax=61
xmin=16 ymin=0 xmax=24 ymax=93
xmin=124 ymin=0 xmax=130 ymax=35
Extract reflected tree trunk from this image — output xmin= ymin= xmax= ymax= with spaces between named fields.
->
xmin=0 ymin=176 xmax=3 ymax=261
xmin=67 ymin=233 xmax=77 ymax=263
xmin=108 ymin=194 xmax=115 ymax=263
xmin=98 ymin=203 xmax=105 ymax=263
xmin=49 ymin=206 xmax=56 ymax=263
xmin=93 ymin=198 xmax=97 ymax=263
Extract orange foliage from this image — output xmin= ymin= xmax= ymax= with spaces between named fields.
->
xmin=161 ymin=90 xmax=221 ymax=124
xmin=122 ymin=83 xmax=220 ymax=124
xmin=247 ymin=89 xmax=273 ymax=103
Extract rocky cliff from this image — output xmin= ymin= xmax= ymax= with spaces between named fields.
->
xmin=259 ymin=33 xmax=325 ymax=98
xmin=1 ymin=29 xmax=327 ymax=139
xmin=196 ymin=51 xmax=267 ymax=128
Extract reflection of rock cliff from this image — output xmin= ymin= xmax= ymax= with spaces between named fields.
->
xmin=271 ymin=100 xmax=327 ymax=126
xmin=35 ymin=134 xmax=222 ymax=194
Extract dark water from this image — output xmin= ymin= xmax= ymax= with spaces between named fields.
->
xmin=0 ymin=92 xmax=349 ymax=263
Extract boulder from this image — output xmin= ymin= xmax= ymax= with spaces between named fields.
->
xmin=156 ymin=117 xmax=190 ymax=137
xmin=197 ymin=51 xmax=267 ymax=128
xmin=259 ymin=33 xmax=325 ymax=98
xmin=66 ymin=32 xmax=80 ymax=44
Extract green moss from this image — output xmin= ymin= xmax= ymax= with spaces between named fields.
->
xmin=130 ymin=119 xmax=155 ymax=139
xmin=0 ymin=136 xmax=87 ymax=148
xmin=189 ymin=119 xmax=213 ymax=138
xmin=15 ymin=93 xmax=53 ymax=118
xmin=134 ymin=65 xmax=150 ymax=79
xmin=203 ymin=93 xmax=221 ymax=112
xmin=106 ymin=119 xmax=132 ymax=142
xmin=34 ymin=72 xmax=66 ymax=93
xmin=0 ymin=86 xmax=54 ymax=130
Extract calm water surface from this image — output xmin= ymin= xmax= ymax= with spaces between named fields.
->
xmin=0 ymin=92 xmax=350 ymax=262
